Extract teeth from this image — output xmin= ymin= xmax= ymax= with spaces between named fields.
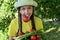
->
xmin=26 ymin=15 xmax=29 ymax=16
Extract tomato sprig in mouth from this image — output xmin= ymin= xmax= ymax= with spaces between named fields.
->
xmin=23 ymin=16 xmax=30 ymax=22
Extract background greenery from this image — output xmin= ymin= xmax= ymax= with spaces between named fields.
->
xmin=0 ymin=0 xmax=60 ymax=40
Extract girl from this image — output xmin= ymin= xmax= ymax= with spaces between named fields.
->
xmin=8 ymin=0 xmax=44 ymax=40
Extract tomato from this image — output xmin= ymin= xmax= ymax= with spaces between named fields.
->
xmin=36 ymin=34 xmax=41 ymax=40
xmin=23 ymin=16 xmax=29 ymax=22
xmin=31 ymin=35 xmax=36 ymax=40
xmin=18 ymin=32 xmax=23 ymax=36
xmin=29 ymin=29 xmax=35 ymax=32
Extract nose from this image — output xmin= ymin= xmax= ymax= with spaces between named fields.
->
xmin=25 ymin=9 xmax=28 ymax=14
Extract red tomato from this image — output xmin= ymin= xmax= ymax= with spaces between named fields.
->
xmin=31 ymin=35 xmax=36 ymax=40
xmin=37 ymin=34 xmax=41 ymax=40
xmin=23 ymin=16 xmax=29 ymax=22
xmin=29 ymin=29 xmax=35 ymax=32
xmin=18 ymin=32 xmax=23 ymax=36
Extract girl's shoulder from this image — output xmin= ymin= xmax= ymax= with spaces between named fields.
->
xmin=11 ymin=18 xmax=18 ymax=23
xmin=34 ymin=16 xmax=42 ymax=22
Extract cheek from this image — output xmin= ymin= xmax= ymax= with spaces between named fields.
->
xmin=29 ymin=10 xmax=33 ymax=16
xmin=30 ymin=12 xmax=32 ymax=16
xmin=20 ymin=10 xmax=25 ymax=15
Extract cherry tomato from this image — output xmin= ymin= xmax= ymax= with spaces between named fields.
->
xmin=37 ymin=34 xmax=41 ymax=40
xmin=23 ymin=16 xmax=29 ymax=22
xmin=29 ymin=29 xmax=35 ymax=32
xmin=31 ymin=35 xmax=36 ymax=40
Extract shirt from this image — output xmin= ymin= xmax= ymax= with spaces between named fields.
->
xmin=8 ymin=16 xmax=43 ymax=37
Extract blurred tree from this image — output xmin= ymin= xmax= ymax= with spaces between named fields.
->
xmin=35 ymin=0 xmax=60 ymax=21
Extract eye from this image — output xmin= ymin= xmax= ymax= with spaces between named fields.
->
xmin=28 ymin=7 xmax=32 ymax=9
xmin=21 ymin=8 xmax=25 ymax=10
xmin=28 ymin=7 xmax=33 ymax=10
xmin=28 ymin=7 xmax=31 ymax=9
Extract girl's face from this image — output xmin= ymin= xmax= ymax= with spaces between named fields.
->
xmin=20 ymin=5 xmax=33 ymax=20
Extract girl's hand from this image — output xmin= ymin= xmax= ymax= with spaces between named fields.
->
xmin=9 ymin=36 xmax=14 ymax=40
xmin=29 ymin=29 xmax=35 ymax=32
